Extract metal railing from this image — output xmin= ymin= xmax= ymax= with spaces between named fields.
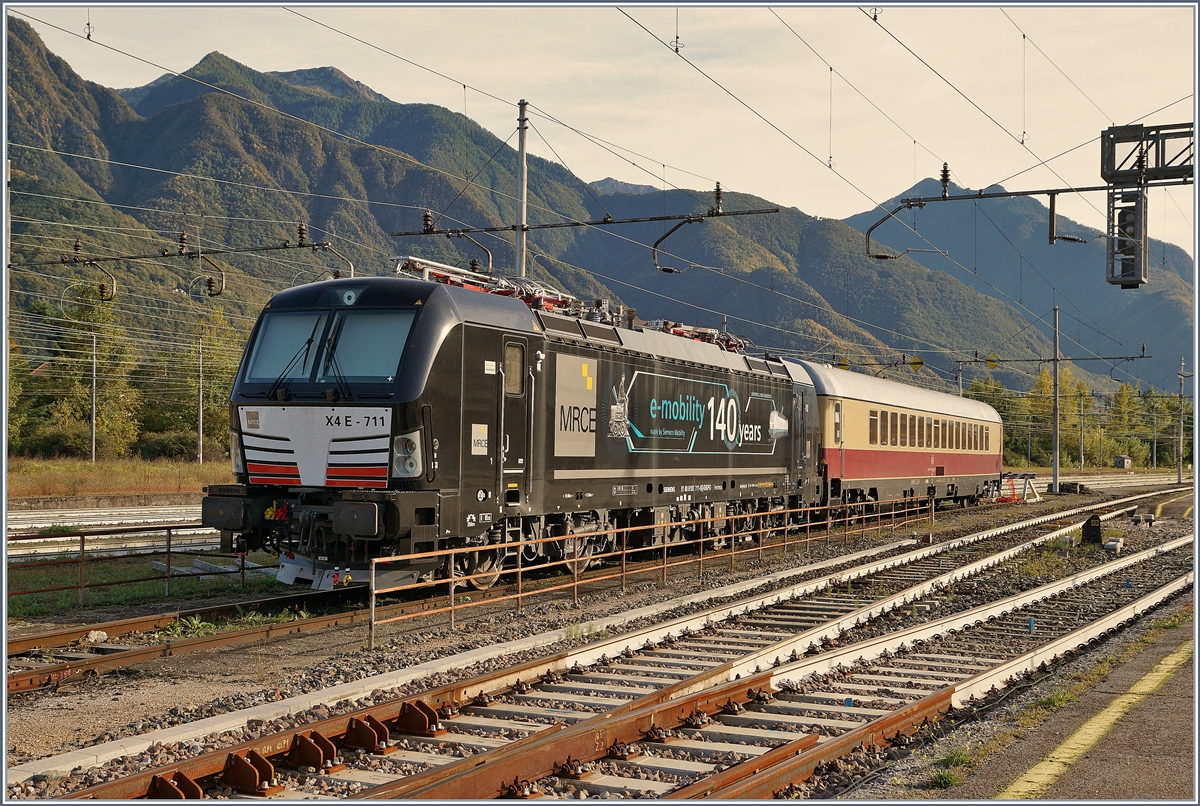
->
xmin=6 ymin=523 xmax=261 ymax=605
xmin=367 ymin=495 xmax=939 ymax=648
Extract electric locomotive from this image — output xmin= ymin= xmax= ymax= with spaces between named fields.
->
xmin=202 ymin=256 xmax=1001 ymax=589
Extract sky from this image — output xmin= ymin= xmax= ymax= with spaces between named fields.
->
xmin=6 ymin=3 xmax=1198 ymax=256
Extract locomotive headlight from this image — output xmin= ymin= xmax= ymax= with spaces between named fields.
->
xmin=391 ymin=430 xmax=424 ymax=478
xmin=230 ymin=432 xmax=245 ymax=475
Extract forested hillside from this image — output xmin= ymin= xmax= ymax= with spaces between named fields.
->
xmin=6 ymin=18 xmax=1189 ymax=466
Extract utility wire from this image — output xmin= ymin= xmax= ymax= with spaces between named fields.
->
xmin=998 ymin=8 xmax=1115 ymax=125
xmin=620 ymin=8 xmax=1145 ymax=388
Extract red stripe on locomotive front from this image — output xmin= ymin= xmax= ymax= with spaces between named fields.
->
xmin=324 ymin=466 xmax=389 ymax=478
xmin=325 ymin=478 xmax=388 ymax=488
xmin=246 ymin=462 xmax=300 ymax=476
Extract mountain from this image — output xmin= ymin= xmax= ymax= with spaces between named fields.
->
xmin=589 ymin=177 xmax=658 ymax=196
xmin=7 ymin=17 xmax=1163 ymax=400
xmin=843 ymin=179 xmax=1193 ymax=390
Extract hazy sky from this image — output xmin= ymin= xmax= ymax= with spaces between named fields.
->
xmin=7 ymin=3 xmax=1198 ymax=256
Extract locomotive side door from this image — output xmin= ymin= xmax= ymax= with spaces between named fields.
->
xmin=499 ymin=335 xmax=531 ymax=509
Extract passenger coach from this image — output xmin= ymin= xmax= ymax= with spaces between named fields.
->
xmin=798 ymin=361 xmax=1003 ymax=506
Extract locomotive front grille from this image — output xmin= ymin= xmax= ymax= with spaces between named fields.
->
xmin=239 ymin=407 xmax=394 ymax=488
xmin=242 ymin=433 xmax=300 ymax=485
xmin=327 ymin=435 xmax=390 ymax=488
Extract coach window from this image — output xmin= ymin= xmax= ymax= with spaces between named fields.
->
xmin=834 ymin=402 xmax=842 ymax=443
xmin=985 ymin=426 xmax=990 ymax=451
xmin=974 ymin=424 xmax=980 ymax=451
xmin=932 ymin=419 xmax=938 ymax=449
xmin=917 ymin=416 xmax=924 ymax=448
xmin=899 ymin=413 xmax=907 ymax=447
xmin=890 ymin=411 xmax=899 ymax=446
xmin=880 ymin=409 xmax=888 ymax=446
xmin=869 ymin=410 xmax=879 ymax=445
xmin=909 ymin=415 xmax=916 ymax=447
xmin=504 ymin=343 xmax=524 ymax=395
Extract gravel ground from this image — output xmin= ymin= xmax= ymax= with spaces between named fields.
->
xmin=4 ymin=495 xmax=1186 ymax=799
xmin=6 ymin=524 xmax=925 ymax=763
xmin=837 ymin=521 xmax=1194 ymax=800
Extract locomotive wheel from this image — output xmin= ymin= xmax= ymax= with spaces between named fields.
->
xmin=461 ymin=549 xmax=504 ymax=590
xmin=562 ymin=535 xmax=594 ymax=574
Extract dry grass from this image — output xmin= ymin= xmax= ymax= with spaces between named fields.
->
xmin=6 ymin=457 xmax=233 ymax=498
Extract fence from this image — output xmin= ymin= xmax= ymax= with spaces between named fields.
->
xmin=367 ymin=495 xmax=938 ymax=648
xmin=6 ymin=523 xmax=260 ymax=606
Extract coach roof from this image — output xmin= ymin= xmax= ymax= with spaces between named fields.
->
xmin=796 ymin=360 xmax=1002 ymax=423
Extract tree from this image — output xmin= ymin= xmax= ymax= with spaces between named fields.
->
xmin=18 ymin=290 xmax=140 ymax=458
xmin=7 ymin=335 xmax=30 ymax=452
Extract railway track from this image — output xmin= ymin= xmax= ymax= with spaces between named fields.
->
xmin=6 ymin=489 xmax=1179 ymax=694
xmin=9 ymin=490 xmax=1190 ymax=799
xmin=5 ymin=506 xmax=203 ymax=536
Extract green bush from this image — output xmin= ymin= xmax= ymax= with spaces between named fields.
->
xmin=135 ymin=430 xmax=199 ymax=460
xmin=20 ymin=423 xmax=91 ymax=458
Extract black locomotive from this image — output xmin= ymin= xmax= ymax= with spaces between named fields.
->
xmin=202 ymin=257 xmax=1002 ymax=588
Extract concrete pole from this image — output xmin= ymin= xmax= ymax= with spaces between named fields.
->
xmin=197 ymin=337 xmax=204 ymax=465
xmin=1179 ymin=358 xmax=1186 ymax=484
xmin=91 ymin=333 xmax=96 ymax=463
xmin=517 ymin=99 xmax=528 ymax=277
xmin=1051 ymin=306 xmax=1059 ymax=493
xmin=1080 ymin=395 xmax=1084 ymax=471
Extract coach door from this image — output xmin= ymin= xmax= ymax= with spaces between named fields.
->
xmin=498 ymin=335 xmax=531 ymax=508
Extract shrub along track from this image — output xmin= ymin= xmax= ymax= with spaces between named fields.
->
xmin=7 ymin=491 xmax=1189 ymax=799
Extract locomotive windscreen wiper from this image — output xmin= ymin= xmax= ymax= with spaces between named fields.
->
xmin=320 ymin=317 xmax=354 ymax=402
xmin=266 ymin=316 xmax=324 ymax=401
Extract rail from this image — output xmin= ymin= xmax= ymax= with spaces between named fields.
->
xmin=6 ymin=523 xmax=263 ymax=605
xmin=368 ymin=495 xmax=939 ymax=648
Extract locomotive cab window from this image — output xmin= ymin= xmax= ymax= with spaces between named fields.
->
xmin=244 ymin=312 xmax=328 ymax=382
xmin=504 ymin=343 xmax=525 ymax=395
xmin=317 ymin=311 xmax=414 ymax=382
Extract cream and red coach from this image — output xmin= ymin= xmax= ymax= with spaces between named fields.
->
xmin=798 ymin=360 xmax=1003 ymax=506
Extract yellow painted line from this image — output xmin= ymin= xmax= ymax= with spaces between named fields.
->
xmin=1154 ymin=493 xmax=1193 ymax=519
xmin=995 ymin=638 xmax=1194 ymax=800
xmin=1184 ymin=505 xmax=1193 ymax=518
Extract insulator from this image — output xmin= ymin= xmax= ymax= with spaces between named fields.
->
xmin=179 ymin=232 xmax=187 ymax=253
xmin=98 ymin=282 xmax=106 ymax=297
xmin=297 ymin=223 xmax=307 ymax=247
xmin=73 ymin=239 xmax=82 ymax=260
xmin=332 ymin=269 xmax=342 ymax=279
xmin=422 ymin=209 xmax=434 ymax=234
xmin=940 ymin=163 xmax=951 ymax=198
xmin=206 ymin=276 xmax=216 ymax=293
xmin=712 ymin=181 xmax=723 ymax=215
xmin=468 ymin=258 xmax=480 ymax=271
